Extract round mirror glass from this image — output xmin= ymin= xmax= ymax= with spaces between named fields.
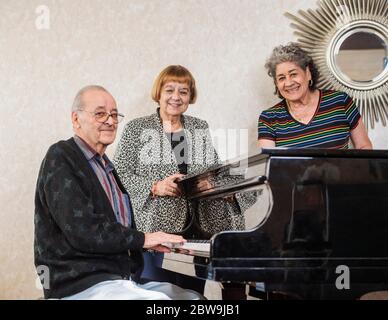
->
xmin=335 ymin=30 xmax=387 ymax=82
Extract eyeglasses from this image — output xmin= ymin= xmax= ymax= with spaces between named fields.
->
xmin=78 ymin=110 xmax=124 ymax=124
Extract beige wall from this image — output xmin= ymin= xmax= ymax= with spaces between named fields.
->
xmin=1 ymin=0 xmax=387 ymax=299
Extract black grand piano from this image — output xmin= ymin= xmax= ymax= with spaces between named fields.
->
xmin=162 ymin=148 xmax=388 ymax=299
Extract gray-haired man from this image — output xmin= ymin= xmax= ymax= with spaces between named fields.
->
xmin=34 ymin=85 xmax=203 ymax=300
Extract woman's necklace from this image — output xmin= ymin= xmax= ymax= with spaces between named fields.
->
xmin=286 ymin=100 xmax=311 ymax=124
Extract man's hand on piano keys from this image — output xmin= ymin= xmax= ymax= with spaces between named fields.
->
xmin=160 ymin=240 xmax=211 ymax=257
xmin=143 ymin=231 xmax=186 ymax=253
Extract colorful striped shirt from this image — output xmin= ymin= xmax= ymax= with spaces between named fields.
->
xmin=258 ymin=90 xmax=361 ymax=149
xmin=74 ymin=135 xmax=132 ymax=227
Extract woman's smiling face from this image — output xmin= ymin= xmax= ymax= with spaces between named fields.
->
xmin=159 ymin=81 xmax=191 ymax=117
xmin=275 ymin=61 xmax=312 ymax=102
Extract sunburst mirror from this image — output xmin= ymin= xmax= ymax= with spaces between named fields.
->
xmin=285 ymin=0 xmax=388 ymax=129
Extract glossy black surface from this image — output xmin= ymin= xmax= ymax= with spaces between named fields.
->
xmin=168 ymin=149 xmax=388 ymax=299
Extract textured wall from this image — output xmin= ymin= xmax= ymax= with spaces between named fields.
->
xmin=0 ymin=0 xmax=387 ymax=299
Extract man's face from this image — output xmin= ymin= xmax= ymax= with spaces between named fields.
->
xmin=72 ymin=89 xmax=118 ymax=151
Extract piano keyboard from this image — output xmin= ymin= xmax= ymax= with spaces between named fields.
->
xmin=162 ymin=239 xmax=210 ymax=253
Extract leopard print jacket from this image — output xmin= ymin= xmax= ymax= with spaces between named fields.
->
xmin=113 ymin=110 xmax=252 ymax=235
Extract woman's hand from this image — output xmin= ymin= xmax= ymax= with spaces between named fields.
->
xmin=196 ymin=179 xmax=214 ymax=192
xmin=152 ymin=173 xmax=185 ymax=197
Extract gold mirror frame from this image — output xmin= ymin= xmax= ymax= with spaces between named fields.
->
xmin=285 ymin=0 xmax=388 ymax=129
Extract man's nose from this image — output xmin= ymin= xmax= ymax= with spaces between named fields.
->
xmin=105 ymin=114 xmax=115 ymax=125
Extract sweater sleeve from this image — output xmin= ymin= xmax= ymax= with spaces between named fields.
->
xmin=39 ymin=144 xmax=145 ymax=254
xmin=113 ymin=122 xmax=155 ymax=213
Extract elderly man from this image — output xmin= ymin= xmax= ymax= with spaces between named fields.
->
xmin=34 ymin=85 xmax=203 ymax=300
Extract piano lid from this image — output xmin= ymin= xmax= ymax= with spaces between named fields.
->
xmin=179 ymin=148 xmax=388 ymax=184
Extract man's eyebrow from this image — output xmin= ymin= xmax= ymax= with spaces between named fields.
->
xmin=94 ymin=106 xmax=119 ymax=113
xmin=94 ymin=105 xmax=116 ymax=109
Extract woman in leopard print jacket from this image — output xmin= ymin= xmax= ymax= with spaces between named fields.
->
xmin=114 ymin=66 xmax=253 ymax=289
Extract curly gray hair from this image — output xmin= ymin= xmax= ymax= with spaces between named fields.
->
xmin=265 ymin=42 xmax=320 ymax=98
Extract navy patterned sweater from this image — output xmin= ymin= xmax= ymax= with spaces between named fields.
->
xmin=34 ymin=138 xmax=145 ymax=299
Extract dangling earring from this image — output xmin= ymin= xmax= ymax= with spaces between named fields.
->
xmin=309 ymin=79 xmax=313 ymax=87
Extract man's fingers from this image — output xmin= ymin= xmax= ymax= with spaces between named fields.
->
xmin=160 ymin=233 xmax=186 ymax=244
xmin=144 ymin=232 xmax=186 ymax=249
xmin=169 ymin=237 xmax=186 ymax=244
xmin=152 ymin=245 xmax=171 ymax=253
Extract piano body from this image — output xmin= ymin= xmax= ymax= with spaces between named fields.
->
xmin=163 ymin=148 xmax=388 ymax=299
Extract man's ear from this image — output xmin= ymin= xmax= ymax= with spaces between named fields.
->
xmin=71 ymin=112 xmax=81 ymax=129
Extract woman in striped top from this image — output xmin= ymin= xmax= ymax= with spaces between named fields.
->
xmin=258 ymin=43 xmax=372 ymax=149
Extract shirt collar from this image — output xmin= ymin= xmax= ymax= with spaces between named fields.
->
xmin=74 ymin=135 xmax=98 ymax=160
xmin=74 ymin=135 xmax=114 ymax=171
